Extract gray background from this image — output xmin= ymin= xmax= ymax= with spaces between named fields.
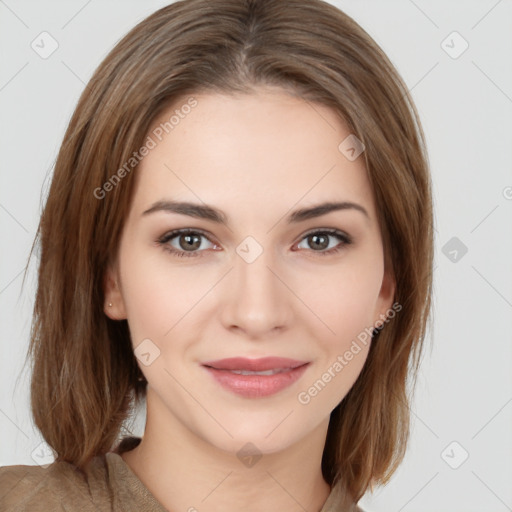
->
xmin=1 ymin=1 xmax=511 ymax=511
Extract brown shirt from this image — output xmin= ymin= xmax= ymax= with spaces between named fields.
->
xmin=0 ymin=437 xmax=364 ymax=511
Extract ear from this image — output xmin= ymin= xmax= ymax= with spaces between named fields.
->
xmin=103 ymin=263 xmax=127 ymax=320
xmin=372 ymin=267 xmax=396 ymax=327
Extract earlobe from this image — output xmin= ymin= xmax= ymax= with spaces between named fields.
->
xmin=103 ymin=264 xmax=127 ymax=320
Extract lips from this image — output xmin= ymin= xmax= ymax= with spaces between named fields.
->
xmin=201 ymin=357 xmax=310 ymax=398
xmin=201 ymin=357 xmax=308 ymax=372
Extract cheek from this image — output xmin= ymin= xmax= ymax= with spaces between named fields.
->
xmin=119 ymin=246 xmax=213 ymax=343
xmin=302 ymin=251 xmax=384 ymax=345
xmin=296 ymin=259 xmax=383 ymax=411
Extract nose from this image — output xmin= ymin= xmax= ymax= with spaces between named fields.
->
xmin=219 ymin=243 xmax=292 ymax=339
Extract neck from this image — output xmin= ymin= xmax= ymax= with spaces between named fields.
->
xmin=121 ymin=389 xmax=332 ymax=512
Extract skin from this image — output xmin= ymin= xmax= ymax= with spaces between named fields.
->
xmin=104 ymin=86 xmax=395 ymax=512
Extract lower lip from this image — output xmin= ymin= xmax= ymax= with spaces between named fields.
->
xmin=203 ymin=364 xmax=309 ymax=398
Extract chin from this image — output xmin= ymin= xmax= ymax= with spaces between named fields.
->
xmin=197 ymin=417 xmax=306 ymax=456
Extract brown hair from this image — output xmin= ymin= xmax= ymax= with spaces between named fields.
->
xmin=24 ymin=0 xmax=434 ymax=502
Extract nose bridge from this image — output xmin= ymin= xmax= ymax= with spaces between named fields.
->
xmin=222 ymin=235 xmax=290 ymax=335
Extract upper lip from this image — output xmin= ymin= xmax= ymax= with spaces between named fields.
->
xmin=202 ymin=357 xmax=308 ymax=371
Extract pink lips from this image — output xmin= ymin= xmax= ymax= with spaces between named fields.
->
xmin=201 ymin=357 xmax=309 ymax=398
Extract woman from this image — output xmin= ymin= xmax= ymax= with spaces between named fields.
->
xmin=0 ymin=0 xmax=433 ymax=510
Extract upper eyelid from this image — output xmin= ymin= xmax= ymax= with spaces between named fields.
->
xmin=159 ymin=227 xmax=350 ymax=246
xmin=159 ymin=228 xmax=216 ymax=243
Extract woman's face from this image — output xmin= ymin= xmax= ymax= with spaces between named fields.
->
xmin=105 ymin=87 xmax=395 ymax=454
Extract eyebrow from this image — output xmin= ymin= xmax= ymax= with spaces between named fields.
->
xmin=142 ymin=200 xmax=369 ymax=224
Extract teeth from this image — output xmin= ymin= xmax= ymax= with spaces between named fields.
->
xmin=228 ymin=369 xmax=287 ymax=376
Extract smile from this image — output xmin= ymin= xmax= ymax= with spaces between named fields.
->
xmin=201 ymin=357 xmax=310 ymax=398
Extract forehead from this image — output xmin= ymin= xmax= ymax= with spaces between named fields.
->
xmin=131 ymin=88 xmax=375 ymax=221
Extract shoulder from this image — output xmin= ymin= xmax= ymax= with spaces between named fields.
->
xmin=0 ymin=455 xmax=111 ymax=512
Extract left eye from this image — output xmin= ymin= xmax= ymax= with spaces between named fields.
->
xmin=295 ymin=229 xmax=352 ymax=255
xmin=157 ymin=228 xmax=352 ymax=258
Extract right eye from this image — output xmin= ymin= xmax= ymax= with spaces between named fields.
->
xmin=157 ymin=229 xmax=219 ymax=258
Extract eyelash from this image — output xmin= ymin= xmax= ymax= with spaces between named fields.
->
xmin=157 ymin=228 xmax=352 ymax=258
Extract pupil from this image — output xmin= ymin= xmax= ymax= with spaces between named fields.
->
xmin=310 ymin=234 xmax=328 ymax=250
xmin=181 ymin=234 xmax=200 ymax=250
